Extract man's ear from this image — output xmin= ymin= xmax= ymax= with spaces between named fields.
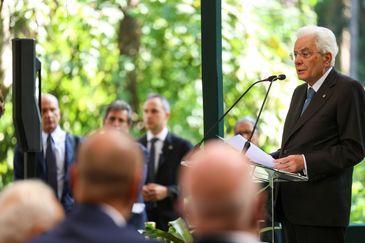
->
xmin=165 ymin=111 xmax=171 ymax=120
xmin=323 ymin=52 xmax=333 ymax=68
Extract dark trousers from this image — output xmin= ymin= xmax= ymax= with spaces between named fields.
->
xmin=281 ymin=215 xmax=346 ymax=243
xmin=146 ymin=205 xmax=170 ymax=231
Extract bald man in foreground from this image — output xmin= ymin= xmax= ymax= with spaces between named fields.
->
xmin=0 ymin=180 xmax=64 ymax=243
xmin=31 ymin=129 xmax=154 ymax=243
xmin=181 ymin=141 xmax=266 ymax=243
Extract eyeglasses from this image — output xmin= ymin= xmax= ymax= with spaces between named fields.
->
xmin=290 ymin=49 xmax=322 ymax=60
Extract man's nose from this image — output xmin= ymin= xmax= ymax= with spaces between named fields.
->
xmin=112 ymin=120 xmax=120 ymax=127
xmin=146 ymin=111 xmax=153 ymax=118
xmin=43 ymin=110 xmax=51 ymax=117
xmin=295 ymin=56 xmax=304 ymax=65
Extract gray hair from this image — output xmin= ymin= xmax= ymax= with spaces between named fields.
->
xmin=296 ymin=25 xmax=338 ymax=66
xmin=0 ymin=180 xmax=63 ymax=243
xmin=146 ymin=93 xmax=170 ymax=113
xmin=103 ymin=100 xmax=133 ymax=125
xmin=234 ymin=116 xmax=258 ymax=134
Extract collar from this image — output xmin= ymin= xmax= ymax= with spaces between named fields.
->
xmin=99 ymin=204 xmax=126 ymax=227
xmin=308 ymin=67 xmax=332 ymax=92
xmin=42 ymin=126 xmax=65 ymax=142
xmin=147 ymin=127 xmax=168 ymax=142
xmin=228 ymin=231 xmax=260 ymax=243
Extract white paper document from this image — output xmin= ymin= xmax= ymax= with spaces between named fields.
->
xmin=225 ymin=135 xmax=275 ymax=168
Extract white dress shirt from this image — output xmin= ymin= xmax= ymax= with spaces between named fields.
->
xmin=100 ymin=204 xmax=126 ymax=227
xmin=147 ymin=127 xmax=168 ymax=173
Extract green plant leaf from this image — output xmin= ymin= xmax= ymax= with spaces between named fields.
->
xmin=143 ymin=223 xmax=185 ymax=243
xmin=167 ymin=218 xmax=193 ymax=243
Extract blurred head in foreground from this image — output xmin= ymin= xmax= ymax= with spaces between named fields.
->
xmin=72 ymin=129 xmax=143 ymax=219
xmin=0 ymin=180 xmax=64 ymax=243
xmin=180 ymin=141 xmax=266 ymax=237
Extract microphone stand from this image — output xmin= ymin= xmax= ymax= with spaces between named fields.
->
xmin=196 ymin=75 xmax=277 ymax=147
xmin=242 ymin=80 xmax=274 ymax=153
xmin=241 ymin=75 xmax=284 ymax=243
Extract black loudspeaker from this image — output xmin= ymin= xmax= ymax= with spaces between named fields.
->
xmin=12 ymin=38 xmax=42 ymax=178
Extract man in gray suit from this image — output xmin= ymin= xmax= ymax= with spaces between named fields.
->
xmin=273 ymin=26 xmax=365 ymax=243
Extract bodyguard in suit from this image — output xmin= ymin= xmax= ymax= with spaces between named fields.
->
xmin=273 ymin=26 xmax=365 ymax=243
xmin=31 ymin=129 xmax=153 ymax=243
xmin=139 ymin=94 xmax=192 ymax=230
xmin=13 ymin=94 xmax=81 ymax=213
xmin=103 ymin=100 xmax=148 ymax=230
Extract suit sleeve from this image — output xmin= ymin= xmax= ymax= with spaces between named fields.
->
xmin=305 ymin=81 xmax=365 ymax=180
xmin=271 ymin=149 xmax=281 ymax=159
xmin=166 ymin=139 xmax=193 ymax=200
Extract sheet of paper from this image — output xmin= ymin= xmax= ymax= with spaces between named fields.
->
xmin=225 ymin=135 xmax=275 ymax=168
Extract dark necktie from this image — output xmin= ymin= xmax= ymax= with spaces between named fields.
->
xmin=46 ymin=134 xmax=58 ymax=195
xmin=301 ymin=87 xmax=316 ymax=115
xmin=147 ymin=138 xmax=158 ymax=182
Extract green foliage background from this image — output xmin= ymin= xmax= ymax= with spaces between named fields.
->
xmin=0 ymin=0 xmax=364 ymax=223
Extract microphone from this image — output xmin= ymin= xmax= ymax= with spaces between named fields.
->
xmin=196 ymin=75 xmax=283 ymax=147
xmin=242 ymin=74 xmax=286 ymax=153
xmin=274 ymin=74 xmax=286 ymax=81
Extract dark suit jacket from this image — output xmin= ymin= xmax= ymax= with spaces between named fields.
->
xmin=29 ymin=203 xmax=153 ymax=243
xmin=139 ymin=132 xmax=192 ymax=230
xmin=274 ymin=69 xmax=365 ymax=227
xmin=13 ymin=133 xmax=81 ymax=213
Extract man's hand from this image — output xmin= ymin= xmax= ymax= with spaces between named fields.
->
xmin=274 ymin=154 xmax=304 ymax=173
xmin=143 ymin=183 xmax=168 ymax=202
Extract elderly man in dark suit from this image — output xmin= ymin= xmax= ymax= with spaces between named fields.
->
xmin=31 ymin=129 xmax=154 ymax=243
xmin=273 ymin=26 xmax=365 ymax=243
xmin=13 ymin=93 xmax=81 ymax=213
xmin=139 ymin=94 xmax=192 ymax=231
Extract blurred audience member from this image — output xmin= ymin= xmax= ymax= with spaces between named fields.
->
xmin=103 ymin=100 xmax=148 ymax=230
xmin=181 ymin=141 xmax=266 ymax=243
xmin=31 ymin=129 xmax=153 ymax=243
xmin=0 ymin=180 xmax=64 ymax=243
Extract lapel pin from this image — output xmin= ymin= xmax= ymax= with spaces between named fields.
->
xmin=322 ymin=94 xmax=326 ymax=98
xmin=168 ymin=145 xmax=173 ymax=150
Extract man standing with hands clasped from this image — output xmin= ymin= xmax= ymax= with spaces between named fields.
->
xmin=139 ymin=94 xmax=192 ymax=231
xmin=272 ymin=26 xmax=365 ymax=243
